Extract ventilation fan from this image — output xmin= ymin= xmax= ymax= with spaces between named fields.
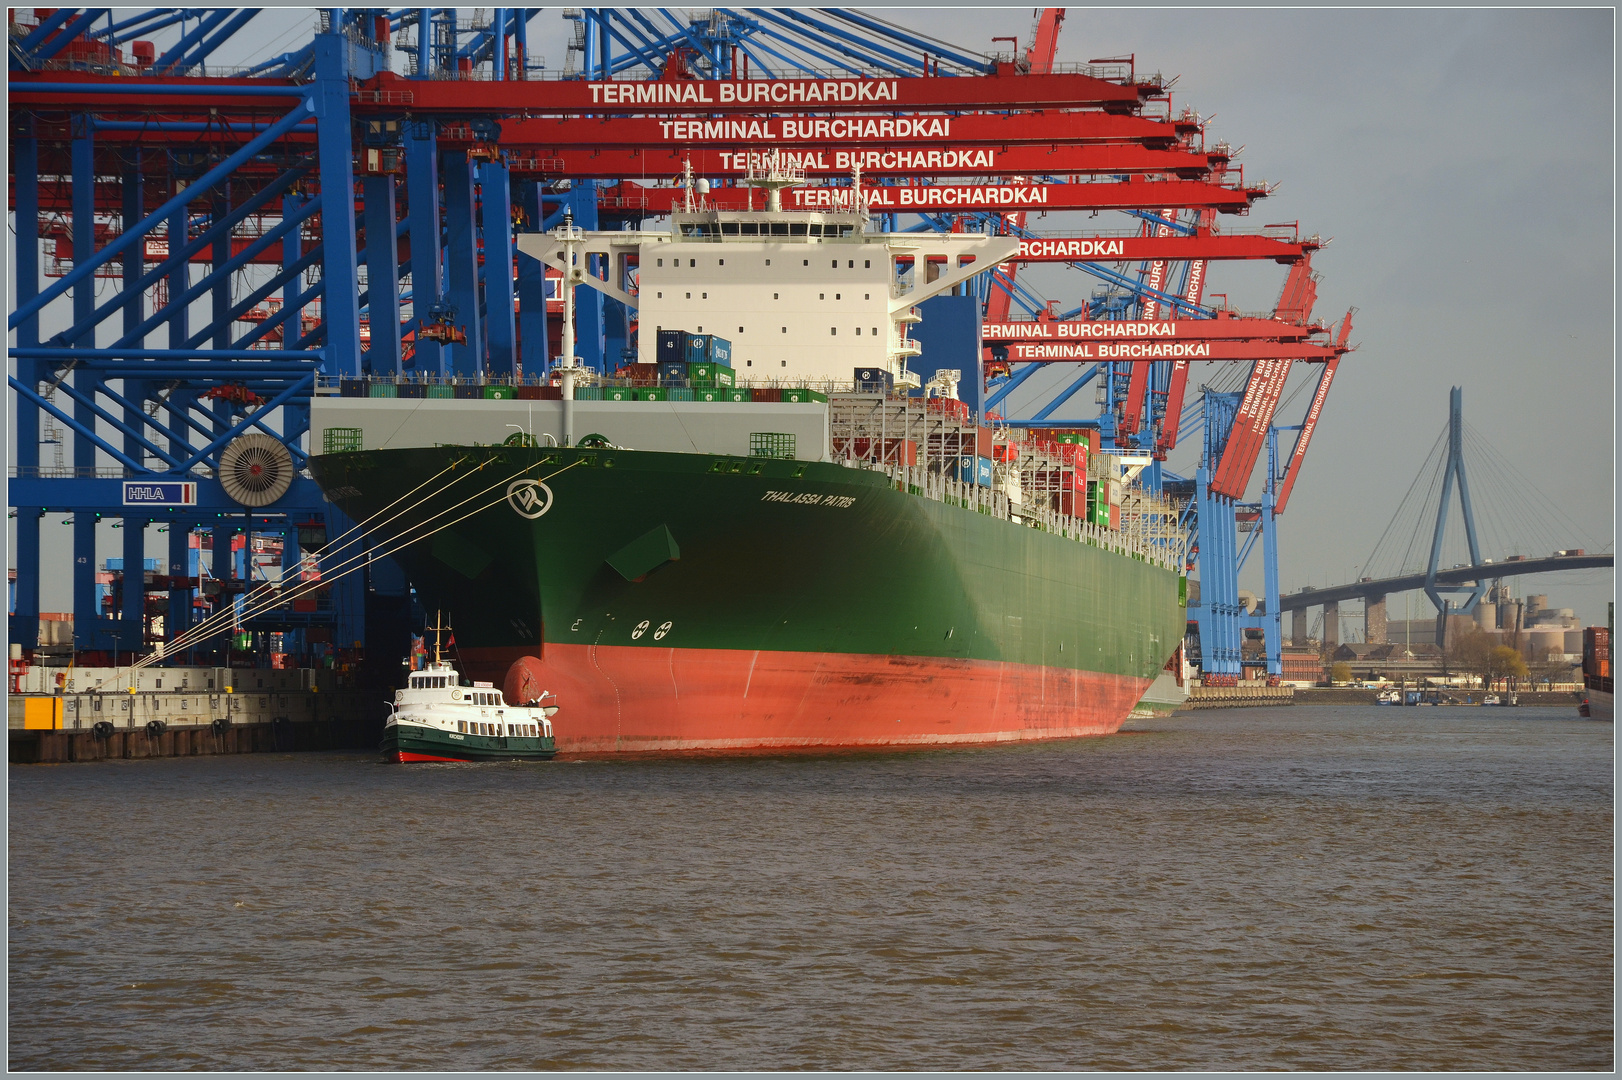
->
xmin=218 ymin=433 xmax=293 ymax=507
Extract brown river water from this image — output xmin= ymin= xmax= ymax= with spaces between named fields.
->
xmin=8 ymin=705 xmax=1612 ymax=1070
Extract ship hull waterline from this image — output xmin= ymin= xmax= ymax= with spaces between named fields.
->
xmin=312 ymin=445 xmax=1186 ymax=755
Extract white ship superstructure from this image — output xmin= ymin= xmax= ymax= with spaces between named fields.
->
xmin=517 ymin=155 xmax=1018 ymax=387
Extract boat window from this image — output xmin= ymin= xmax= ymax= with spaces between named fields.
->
xmin=771 ymin=223 xmax=789 ymax=236
xmin=458 ymin=720 xmax=467 ymax=733
xmin=809 ymin=224 xmax=822 ymax=237
xmin=790 ymin=223 xmax=808 ymax=236
xmin=721 ymin=222 xmax=739 ymax=235
xmin=741 ymin=222 xmax=759 ymax=236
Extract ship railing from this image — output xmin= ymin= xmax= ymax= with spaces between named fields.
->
xmin=883 ymin=461 xmax=1182 ymax=569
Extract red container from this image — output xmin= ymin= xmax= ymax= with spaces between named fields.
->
xmin=515 ymin=386 xmax=543 ymax=400
xmin=1109 ymin=503 xmax=1120 ymax=531
xmin=975 ymin=425 xmax=994 ymax=458
xmin=751 ymin=388 xmax=782 ymax=403
xmin=540 ymin=385 xmax=562 ymax=400
xmin=842 ymin=437 xmax=917 ymax=466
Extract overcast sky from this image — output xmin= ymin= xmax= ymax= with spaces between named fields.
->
xmin=11 ymin=7 xmax=1616 ymax=630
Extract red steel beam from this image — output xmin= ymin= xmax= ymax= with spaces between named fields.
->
xmin=621 ymin=178 xmax=1264 ymax=214
xmin=1211 ymin=357 xmax=1293 ymax=497
xmin=473 ymin=110 xmax=1193 ymax=148
xmin=1273 ymin=311 xmax=1352 ymax=515
xmin=355 ymin=69 xmax=1159 ymax=115
xmin=983 ymin=317 xmax=1327 ymax=343
xmin=1002 ymin=340 xmax=1344 ymax=363
xmin=492 ymin=143 xmax=1219 ymax=180
xmin=1157 ymin=207 xmax=1220 ymax=456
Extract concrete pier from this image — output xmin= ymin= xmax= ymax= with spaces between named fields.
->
xmin=1292 ymin=608 xmax=1309 ymax=647
xmin=1365 ymin=594 xmax=1388 ymax=644
xmin=9 ymin=713 xmax=384 ymax=764
xmin=1322 ymin=600 xmax=1340 ymax=649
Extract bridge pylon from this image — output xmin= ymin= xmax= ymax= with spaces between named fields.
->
xmin=1425 ymin=386 xmax=1489 ymax=643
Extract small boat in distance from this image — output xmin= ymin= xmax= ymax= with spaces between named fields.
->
xmin=383 ymin=616 xmax=558 ymax=763
xmin=1376 ymin=688 xmax=1402 ymax=705
xmin=1482 ymin=693 xmax=1501 ymax=706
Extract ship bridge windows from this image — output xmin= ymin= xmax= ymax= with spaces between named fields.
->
xmin=770 ymin=223 xmax=789 ymax=236
xmin=790 ymin=223 xmax=808 ymax=236
xmin=721 ymin=222 xmax=739 ymax=236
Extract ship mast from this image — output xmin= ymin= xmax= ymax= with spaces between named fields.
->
xmin=426 ymin=611 xmax=451 ymax=666
xmin=553 ymin=210 xmax=585 ymax=448
xmin=743 ymin=148 xmax=806 ymax=213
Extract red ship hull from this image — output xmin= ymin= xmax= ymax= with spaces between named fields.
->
xmin=462 ymin=644 xmax=1151 ymax=754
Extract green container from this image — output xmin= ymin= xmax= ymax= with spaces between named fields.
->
xmin=322 ymin=427 xmax=363 ymax=454
xmin=668 ymin=387 xmax=694 ymax=401
xmin=483 ymin=385 xmax=517 ymax=400
xmin=690 ymin=363 xmax=736 ymax=387
xmin=426 ymin=384 xmax=454 ymax=398
xmin=367 ymin=381 xmax=398 ymax=398
xmin=634 ymin=387 xmax=668 ymax=402
xmin=575 ymin=387 xmax=604 ymax=401
xmin=720 ymin=387 xmax=750 ymax=402
xmin=695 ymin=388 xmax=723 ymax=402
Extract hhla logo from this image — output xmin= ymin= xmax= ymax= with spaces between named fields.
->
xmin=506 ymin=479 xmax=553 ymax=519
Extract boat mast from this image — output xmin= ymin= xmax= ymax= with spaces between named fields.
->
xmin=426 ymin=611 xmax=451 ymax=666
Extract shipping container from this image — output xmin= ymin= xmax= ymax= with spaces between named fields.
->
xmin=398 ymin=383 xmax=426 ymax=398
xmin=539 ymin=386 xmax=562 ymax=400
xmin=482 ymin=385 xmax=517 ymax=400
xmin=574 ymin=387 xmax=603 ymax=401
xmin=634 ymin=387 xmax=667 ymax=402
xmin=340 ymin=379 xmax=366 ymax=397
xmin=515 ymin=385 xmax=543 ymax=400
xmin=954 ymin=455 xmax=994 ymax=486
xmin=368 ymin=381 xmax=399 ymax=398
xmin=426 ymin=384 xmax=454 ymax=398
xmin=751 ymin=387 xmax=783 ymax=403
xmin=452 ymin=385 xmax=481 ymax=399
xmin=1109 ymin=503 xmax=1120 ymax=531
xmin=601 ymin=387 xmax=632 ymax=401
xmin=839 ymin=437 xmax=917 ymax=466
xmin=658 ymin=361 xmax=688 ymax=383
xmin=684 ymin=333 xmax=732 ymax=365
xmin=721 ymin=387 xmax=750 ymax=402
xmin=667 ymin=387 xmax=695 ymax=401
xmin=854 ymin=367 xmax=893 ymax=391
xmin=657 ymin=329 xmax=690 ymax=365
xmin=695 ymin=388 xmax=723 ymax=402
xmin=689 ymin=362 xmax=736 ymax=387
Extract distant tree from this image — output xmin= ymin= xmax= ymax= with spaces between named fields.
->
xmin=1329 ymin=661 xmax=1352 ymax=684
xmin=1485 ymin=645 xmax=1529 ymax=686
xmin=1450 ymin=627 xmax=1494 ymax=685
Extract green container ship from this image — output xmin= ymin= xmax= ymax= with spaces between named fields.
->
xmin=313 ymin=437 xmax=1186 ymax=754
